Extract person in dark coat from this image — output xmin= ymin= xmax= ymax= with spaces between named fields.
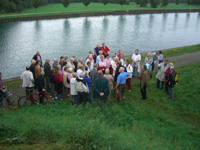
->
xmin=44 ymin=58 xmax=51 ymax=92
xmin=114 ymin=61 xmax=126 ymax=82
xmin=30 ymin=59 xmax=36 ymax=81
xmin=72 ymin=56 xmax=78 ymax=72
xmin=33 ymin=51 xmax=42 ymax=66
xmin=94 ymin=70 xmax=110 ymax=108
xmin=37 ymin=71 xmax=46 ymax=104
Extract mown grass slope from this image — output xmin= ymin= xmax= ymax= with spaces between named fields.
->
xmin=1 ymin=3 xmax=200 ymax=19
xmin=1 ymin=63 xmax=200 ymax=149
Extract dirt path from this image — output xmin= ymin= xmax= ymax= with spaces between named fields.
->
xmin=2 ymin=51 xmax=200 ymax=110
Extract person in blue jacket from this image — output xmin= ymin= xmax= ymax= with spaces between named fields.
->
xmin=84 ymin=72 xmax=93 ymax=104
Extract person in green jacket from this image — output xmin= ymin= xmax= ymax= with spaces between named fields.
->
xmin=94 ymin=70 xmax=110 ymax=108
xmin=44 ymin=58 xmax=51 ymax=92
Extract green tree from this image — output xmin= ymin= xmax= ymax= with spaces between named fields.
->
xmin=161 ymin=0 xmax=168 ymax=7
xmin=102 ymin=0 xmax=109 ymax=6
xmin=175 ymin=0 xmax=179 ymax=5
xmin=31 ymin=0 xmax=40 ymax=12
xmin=140 ymin=0 xmax=147 ymax=7
xmin=149 ymin=0 xmax=159 ymax=8
xmin=118 ymin=0 xmax=126 ymax=8
xmin=187 ymin=0 xmax=192 ymax=5
xmin=135 ymin=0 xmax=141 ymax=5
xmin=82 ymin=0 xmax=91 ymax=10
xmin=61 ymin=0 xmax=70 ymax=10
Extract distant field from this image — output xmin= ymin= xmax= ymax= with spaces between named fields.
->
xmin=0 ymin=3 xmax=200 ymax=19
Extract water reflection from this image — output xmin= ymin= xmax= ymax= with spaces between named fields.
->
xmin=196 ymin=12 xmax=200 ymax=29
xmin=173 ymin=13 xmax=178 ymax=31
xmin=162 ymin=13 xmax=167 ymax=31
xmin=185 ymin=13 xmax=190 ymax=29
xmin=149 ymin=14 xmax=154 ymax=29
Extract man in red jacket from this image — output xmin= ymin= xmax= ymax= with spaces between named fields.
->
xmin=101 ymin=42 xmax=113 ymax=57
xmin=164 ymin=63 xmax=174 ymax=95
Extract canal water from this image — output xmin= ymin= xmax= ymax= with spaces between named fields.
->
xmin=0 ymin=12 xmax=200 ymax=79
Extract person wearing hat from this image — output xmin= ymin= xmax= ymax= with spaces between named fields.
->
xmin=101 ymin=42 xmax=113 ymax=57
xmin=0 ymin=72 xmax=14 ymax=105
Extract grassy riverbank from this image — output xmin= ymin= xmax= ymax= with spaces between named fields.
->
xmin=0 ymin=3 xmax=200 ymax=19
xmin=1 ymin=62 xmax=200 ymax=149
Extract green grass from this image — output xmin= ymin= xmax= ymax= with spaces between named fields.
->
xmin=0 ymin=3 xmax=200 ymax=19
xmin=0 ymin=63 xmax=200 ymax=149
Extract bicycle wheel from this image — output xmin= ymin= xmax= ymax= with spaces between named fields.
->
xmin=18 ymin=96 xmax=32 ymax=108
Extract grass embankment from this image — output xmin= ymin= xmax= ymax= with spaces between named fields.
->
xmin=0 ymin=3 xmax=200 ymax=19
xmin=1 ymin=63 xmax=200 ymax=149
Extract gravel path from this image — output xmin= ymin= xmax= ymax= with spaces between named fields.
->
xmin=2 ymin=51 xmax=200 ymax=110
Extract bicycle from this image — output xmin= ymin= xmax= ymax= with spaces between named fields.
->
xmin=18 ymin=89 xmax=50 ymax=108
xmin=0 ymin=86 xmax=18 ymax=109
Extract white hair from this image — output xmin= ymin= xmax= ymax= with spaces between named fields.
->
xmin=120 ymin=67 xmax=125 ymax=72
xmin=80 ymin=71 xmax=85 ymax=77
xmin=70 ymin=58 xmax=74 ymax=61
xmin=54 ymin=58 xmax=58 ymax=61
xmin=40 ymin=71 xmax=45 ymax=76
xmin=148 ymin=52 xmax=151 ymax=55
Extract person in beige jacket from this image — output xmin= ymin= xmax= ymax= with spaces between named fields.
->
xmin=63 ymin=66 xmax=68 ymax=97
xmin=103 ymin=69 xmax=114 ymax=100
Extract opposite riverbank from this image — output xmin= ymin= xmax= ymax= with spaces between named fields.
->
xmin=0 ymin=3 xmax=200 ymax=22
xmin=3 ymin=44 xmax=200 ymax=83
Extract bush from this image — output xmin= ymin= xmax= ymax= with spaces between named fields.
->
xmin=125 ymin=0 xmax=130 ymax=5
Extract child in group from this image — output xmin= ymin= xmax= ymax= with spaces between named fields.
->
xmin=70 ymin=73 xmax=78 ymax=105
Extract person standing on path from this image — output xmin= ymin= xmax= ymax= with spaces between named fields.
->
xmin=35 ymin=60 xmax=42 ymax=89
xmin=132 ymin=49 xmax=141 ymax=79
xmin=115 ymin=67 xmax=131 ymax=103
xmin=44 ymin=58 xmax=51 ymax=92
xmin=53 ymin=58 xmax=58 ymax=70
xmin=20 ymin=66 xmax=34 ymax=101
xmin=37 ymin=71 xmax=46 ymax=105
xmin=140 ymin=65 xmax=152 ymax=100
xmin=32 ymin=51 xmax=42 ymax=67
xmin=101 ymin=42 xmax=113 ymax=57
xmin=168 ymin=66 xmax=178 ymax=101
xmin=94 ymin=71 xmax=110 ymax=108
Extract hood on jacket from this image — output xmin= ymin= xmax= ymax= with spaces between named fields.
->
xmin=76 ymin=77 xmax=87 ymax=86
xmin=70 ymin=78 xmax=76 ymax=84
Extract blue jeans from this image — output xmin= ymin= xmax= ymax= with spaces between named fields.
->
xmin=57 ymin=93 xmax=62 ymax=101
xmin=132 ymin=66 xmax=140 ymax=77
xmin=89 ymin=90 xmax=93 ymax=104
xmin=157 ymin=79 xmax=164 ymax=89
xmin=73 ymin=95 xmax=78 ymax=104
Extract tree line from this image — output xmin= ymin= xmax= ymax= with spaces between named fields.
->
xmin=0 ymin=0 xmax=199 ymax=13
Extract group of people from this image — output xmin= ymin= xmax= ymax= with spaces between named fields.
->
xmin=1 ymin=43 xmax=179 ymax=107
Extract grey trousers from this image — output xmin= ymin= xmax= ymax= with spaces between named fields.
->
xmin=168 ymin=86 xmax=174 ymax=101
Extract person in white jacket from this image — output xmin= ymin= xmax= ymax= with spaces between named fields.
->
xmin=125 ymin=60 xmax=133 ymax=92
xmin=20 ymin=66 xmax=34 ymax=100
xmin=76 ymin=72 xmax=89 ymax=106
xmin=70 ymin=73 xmax=78 ymax=105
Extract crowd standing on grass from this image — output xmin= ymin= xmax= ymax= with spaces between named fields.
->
xmin=0 ymin=42 xmax=179 ymax=107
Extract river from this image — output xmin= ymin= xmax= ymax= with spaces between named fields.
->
xmin=0 ymin=12 xmax=200 ymax=79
